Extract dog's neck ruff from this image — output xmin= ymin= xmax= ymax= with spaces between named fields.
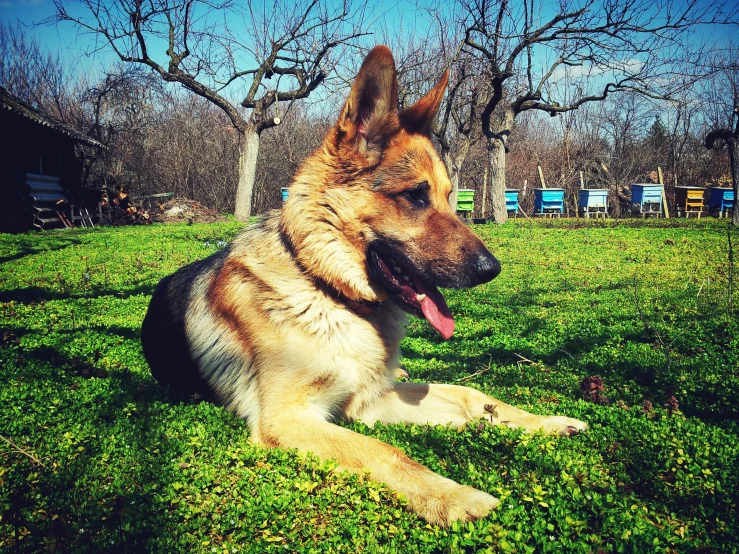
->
xmin=321 ymin=283 xmax=383 ymax=317
xmin=278 ymin=223 xmax=382 ymax=317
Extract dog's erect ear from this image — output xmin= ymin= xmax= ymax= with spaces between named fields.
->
xmin=400 ymin=70 xmax=449 ymax=136
xmin=338 ymin=45 xmax=399 ymax=155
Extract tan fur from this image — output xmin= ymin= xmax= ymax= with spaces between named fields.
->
xmin=173 ymin=46 xmax=587 ymax=526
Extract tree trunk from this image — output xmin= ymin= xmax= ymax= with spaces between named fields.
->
xmin=442 ymin=142 xmax=471 ymax=212
xmin=487 ymin=137 xmax=507 ymax=224
xmin=442 ymin=150 xmax=460 ymax=211
xmin=483 ymin=107 xmax=514 ymax=224
xmin=729 ymin=138 xmax=739 ymax=226
xmin=234 ymin=127 xmax=261 ymax=222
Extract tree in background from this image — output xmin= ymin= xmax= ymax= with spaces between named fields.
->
xmin=455 ymin=0 xmax=738 ymax=223
xmin=0 ymin=22 xmax=71 ymax=122
xmin=434 ymin=52 xmax=484 ymax=212
xmin=705 ymin=47 xmax=739 ymax=225
xmin=49 ymin=0 xmax=369 ymax=221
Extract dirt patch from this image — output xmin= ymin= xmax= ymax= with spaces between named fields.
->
xmin=150 ymin=197 xmax=229 ymax=224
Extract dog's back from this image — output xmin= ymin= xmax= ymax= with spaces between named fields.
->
xmin=141 ymin=248 xmax=228 ymax=398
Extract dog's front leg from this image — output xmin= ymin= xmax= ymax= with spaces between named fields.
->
xmin=250 ymin=409 xmax=499 ymax=526
xmin=354 ymin=382 xmax=588 ymax=435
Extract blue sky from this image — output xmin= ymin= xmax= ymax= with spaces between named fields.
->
xmin=0 ymin=0 xmax=416 ymax=74
xmin=1 ymin=0 xmax=118 ymax=71
xmin=0 ymin=0 xmax=433 ymax=112
xmin=1 ymin=0 xmax=735 ymax=107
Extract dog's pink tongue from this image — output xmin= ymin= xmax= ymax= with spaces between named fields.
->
xmin=415 ymin=278 xmax=455 ymax=340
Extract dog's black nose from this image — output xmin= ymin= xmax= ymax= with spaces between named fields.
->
xmin=475 ymin=251 xmax=501 ymax=284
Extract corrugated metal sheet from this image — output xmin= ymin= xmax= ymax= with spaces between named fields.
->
xmin=0 ymin=86 xmax=106 ymax=149
xmin=17 ymin=173 xmax=68 ymax=230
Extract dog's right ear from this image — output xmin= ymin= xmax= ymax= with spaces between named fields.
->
xmin=337 ymin=45 xmax=400 ymax=160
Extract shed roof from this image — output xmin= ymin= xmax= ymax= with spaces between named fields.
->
xmin=0 ymin=86 xmax=106 ymax=149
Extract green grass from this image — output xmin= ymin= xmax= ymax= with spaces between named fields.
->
xmin=1 ymin=219 xmax=738 ymax=553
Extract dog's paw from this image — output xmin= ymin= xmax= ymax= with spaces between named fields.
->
xmin=415 ymin=483 xmax=500 ymax=527
xmin=532 ymin=415 xmax=588 ymax=436
xmin=444 ymin=485 xmax=500 ymax=525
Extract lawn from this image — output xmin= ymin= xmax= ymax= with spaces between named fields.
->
xmin=1 ymin=218 xmax=738 ymax=553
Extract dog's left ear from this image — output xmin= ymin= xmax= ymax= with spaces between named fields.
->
xmin=400 ymin=70 xmax=449 ymax=136
xmin=337 ymin=45 xmax=400 ymax=159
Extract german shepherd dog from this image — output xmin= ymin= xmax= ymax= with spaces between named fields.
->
xmin=142 ymin=46 xmax=587 ymax=526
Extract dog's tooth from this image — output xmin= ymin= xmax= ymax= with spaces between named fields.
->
xmin=393 ymin=265 xmax=401 ymax=273
xmin=403 ymin=275 xmax=410 ymax=282
xmin=416 ymin=293 xmax=427 ymax=302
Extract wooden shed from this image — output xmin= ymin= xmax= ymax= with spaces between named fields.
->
xmin=0 ymin=86 xmax=105 ymax=233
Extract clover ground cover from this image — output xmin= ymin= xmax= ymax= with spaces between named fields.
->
xmin=1 ymin=219 xmax=737 ymax=553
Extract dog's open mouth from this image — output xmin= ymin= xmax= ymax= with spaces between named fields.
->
xmin=368 ymin=248 xmax=455 ymax=340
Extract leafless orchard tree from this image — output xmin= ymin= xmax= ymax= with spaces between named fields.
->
xmin=68 ymin=67 xmax=163 ymax=188
xmin=455 ymin=0 xmax=738 ymax=222
xmin=593 ymin=93 xmax=657 ymax=210
xmin=48 ymin=0 xmax=370 ymax=221
xmin=705 ymin=47 xmax=739 ymax=225
xmin=433 ymin=52 xmax=486 ymax=211
xmin=0 ymin=22 xmax=72 ymax=123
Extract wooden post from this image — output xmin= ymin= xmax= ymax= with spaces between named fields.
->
xmin=537 ymin=165 xmax=546 ymax=188
xmin=657 ymin=166 xmax=670 ymax=219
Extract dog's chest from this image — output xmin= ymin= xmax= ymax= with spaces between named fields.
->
xmin=288 ymin=302 xmax=405 ymax=416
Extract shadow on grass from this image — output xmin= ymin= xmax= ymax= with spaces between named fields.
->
xmin=1 ymin=339 xmax=206 ymax=552
xmin=0 ymin=283 xmax=156 ymax=303
xmin=0 ymin=237 xmax=84 ymax=265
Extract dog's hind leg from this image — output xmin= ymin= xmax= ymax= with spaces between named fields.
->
xmin=353 ymin=382 xmax=588 ymax=436
xmin=251 ymin=409 xmax=499 ymax=527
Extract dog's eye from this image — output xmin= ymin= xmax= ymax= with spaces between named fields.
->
xmin=401 ymin=182 xmax=430 ymax=208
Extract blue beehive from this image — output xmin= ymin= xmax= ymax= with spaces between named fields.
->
xmin=505 ymin=189 xmax=519 ymax=214
xmin=578 ymin=189 xmax=608 ymax=218
xmin=708 ymin=188 xmax=734 ymax=217
xmin=534 ymin=188 xmax=565 ymax=215
xmin=631 ymin=184 xmax=664 ymax=216
xmin=281 ymin=187 xmax=289 ymax=202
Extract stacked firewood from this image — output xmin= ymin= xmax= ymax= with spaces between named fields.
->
xmin=100 ymin=189 xmax=151 ymax=226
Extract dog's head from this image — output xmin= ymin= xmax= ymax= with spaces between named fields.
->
xmin=280 ymin=45 xmax=500 ymax=339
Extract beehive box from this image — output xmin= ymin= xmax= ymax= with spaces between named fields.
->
xmin=708 ymin=187 xmax=734 ymax=216
xmin=457 ymin=189 xmax=475 ymax=213
xmin=674 ymin=186 xmax=706 ymax=217
xmin=578 ymin=189 xmax=608 ymax=218
xmin=578 ymin=189 xmax=608 ymax=208
xmin=631 ymin=184 xmax=664 ymax=215
xmin=534 ymin=188 xmax=564 ymax=215
xmin=505 ymin=189 xmax=519 ymax=213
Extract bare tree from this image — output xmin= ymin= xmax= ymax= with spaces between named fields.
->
xmin=48 ymin=0 xmax=369 ymax=221
xmin=0 ymin=21 xmax=71 ymax=121
xmin=705 ymin=47 xmax=739 ymax=225
xmin=433 ymin=52 xmax=485 ymax=211
xmin=456 ymin=0 xmax=738 ymax=222
xmin=68 ymin=67 xmax=162 ymax=188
